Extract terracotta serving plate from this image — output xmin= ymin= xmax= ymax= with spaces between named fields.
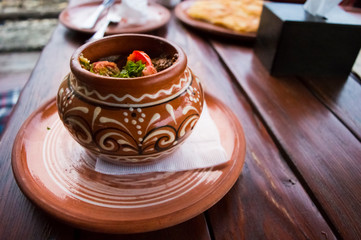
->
xmin=12 ymin=93 xmax=246 ymax=234
xmin=174 ymin=1 xmax=256 ymax=41
xmin=59 ymin=1 xmax=171 ymax=34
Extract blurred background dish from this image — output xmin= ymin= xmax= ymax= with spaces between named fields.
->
xmin=175 ymin=0 xmax=259 ymax=41
xmin=59 ymin=0 xmax=171 ymax=34
xmin=187 ymin=0 xmax=262 ymax=33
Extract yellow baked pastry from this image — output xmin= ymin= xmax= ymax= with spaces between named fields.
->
xmin=187 ymin=0 xmax=263 ymax=33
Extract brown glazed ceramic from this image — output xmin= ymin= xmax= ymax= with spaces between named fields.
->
xmin=57 ymin=34 xmax=204 ymax=164
xmin=12 ymin=94 xmax=246 ymax=233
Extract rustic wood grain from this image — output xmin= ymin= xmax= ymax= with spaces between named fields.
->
xmin=78 ymin=215 xmax=211 ymax=240
xmin=210 ymin=41 xmax=361 ymax=239
xmin=301 ymin=74 xmax=361 ymax=140
xmin=206 ymin=93 xmax=337 ymax=240
xmin=0 ymin=25 xmax=81 ymax=240
xmin=170 ymin=16 xmax=336 ymax=240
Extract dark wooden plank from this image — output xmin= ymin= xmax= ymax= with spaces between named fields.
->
xmin=301 ymin=75 xmax=361 ymax=140
xmin=206 ymin=92 xmax=336 ymax=240
xmin=170 ymin=15 xmax=336 ymax=240
xmin=78 ymin=215 xmax=210 ymax=240
xmin=0 ymin=24 xmax=83 ymax=240
xmin=211 ymin=41 xmax=361 ymax=239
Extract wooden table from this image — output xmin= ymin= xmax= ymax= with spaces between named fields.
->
xmin=1 ymin=1 xmax=361 ymax=239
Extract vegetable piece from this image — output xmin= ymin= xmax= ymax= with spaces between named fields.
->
xmin=127 ymin=50 xmax=157 ymax=76
xmin=142 ymin=64 xmax=158 ymax=76
xmin=127 ymin=50 xmax=153 ymax=66
xmin=79 ymin=50 xmax=159 ymax=78
xmin=91 ymin=61 xmax=121 ymax=77
xmin=79 ymin=54 xmax=91 ymax=71
xmin=119 ymin=60 xmax=145 ymax=78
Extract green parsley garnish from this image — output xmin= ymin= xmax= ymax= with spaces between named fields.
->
xmin=119 ymin=60 xmax=145 ymax=78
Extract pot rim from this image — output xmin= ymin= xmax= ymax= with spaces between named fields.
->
xmin=70 ymin=34 xmax=187 ymax=86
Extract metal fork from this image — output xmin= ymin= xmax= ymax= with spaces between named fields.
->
xmin=80 ymin=0 xmax=115 ymax=29
xmin=87 ymin=11 xmax=121 ymax=42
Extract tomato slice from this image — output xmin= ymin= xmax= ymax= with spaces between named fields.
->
xmin=127 ymin=50 xmax=153 ymax=66
xmin=142 ymin=65 xmax=158 ymax=76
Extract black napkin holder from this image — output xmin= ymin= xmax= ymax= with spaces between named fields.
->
xmin=254 ymin=2 xmax=361 ymax=78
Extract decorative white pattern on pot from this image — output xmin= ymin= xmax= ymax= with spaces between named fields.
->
xmin=57 ymin=76 xmax=203 ymax=163
xmin=69 ymin=68 xmax=192 ymax=107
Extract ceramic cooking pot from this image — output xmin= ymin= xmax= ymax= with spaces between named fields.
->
xmin=57 ymin=34 xmax=204 ymax=164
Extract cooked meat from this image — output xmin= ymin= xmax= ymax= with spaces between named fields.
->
xmin=152 ymin=53 xmax=179 ymax=72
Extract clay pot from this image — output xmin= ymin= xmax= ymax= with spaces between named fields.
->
xmin=57 ymin=34 xmax=204 ymax=164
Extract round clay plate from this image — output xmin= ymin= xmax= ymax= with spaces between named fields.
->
xmin=12 ymin=93 xmax=246 ymax=234
xmin=59 ymin=1 xmax=171 ymax=34
xmin=175 ymin=1 xmax=256 ymax=41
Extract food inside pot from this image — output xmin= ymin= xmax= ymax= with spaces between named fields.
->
xmin=79 ymin=50 xmax=178 ymax=78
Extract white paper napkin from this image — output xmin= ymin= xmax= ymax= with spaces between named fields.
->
xmin=95 ymin=104 xmax=228 ymax=175
xmin=116 ymin=0 xmax=148 ymax=24
xmin=115 ymin=0 xmax=162 ymax=25
xmin=304 ymin=0 xmax=342 ymax=18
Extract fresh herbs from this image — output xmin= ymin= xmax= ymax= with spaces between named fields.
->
xmin=127 ymin=51 xmax=157 ymax=76
xmin=79 ymin=51 xmax=159 ymax=78
xmin=119 ymin=60 xmax=145 ymax=78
